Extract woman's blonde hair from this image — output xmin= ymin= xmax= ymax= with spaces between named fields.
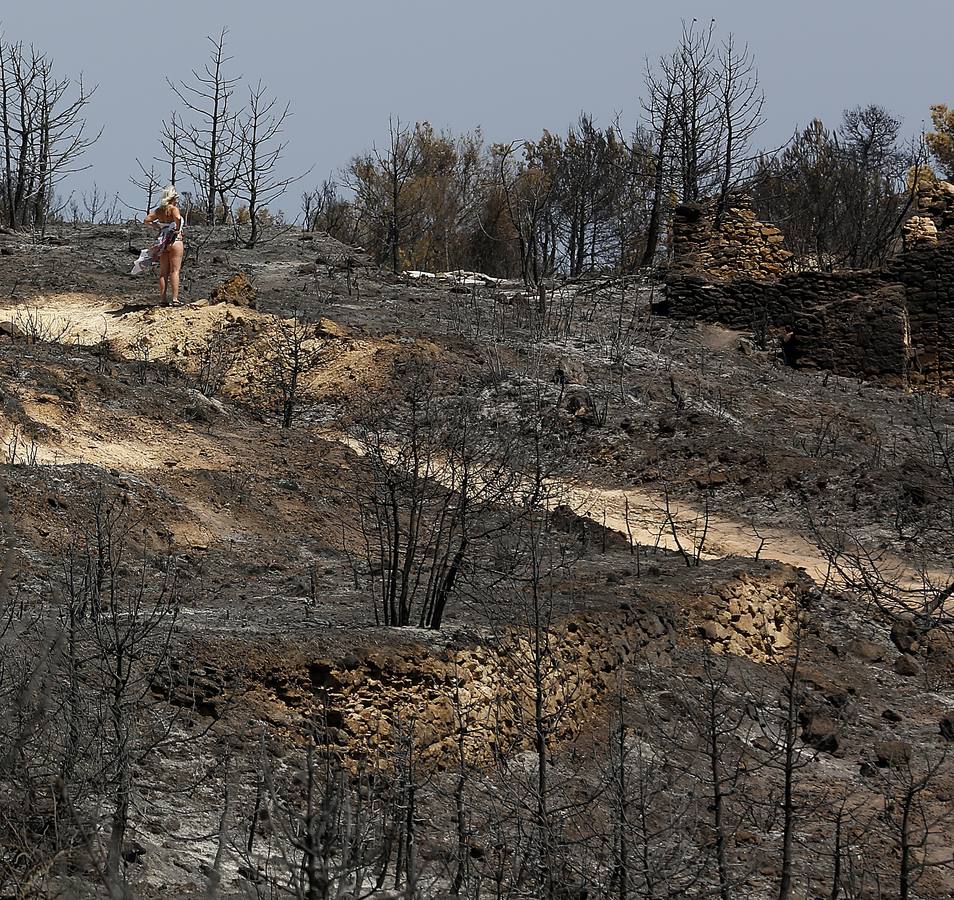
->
xmin=159 ymin=185 xmax=179 ymax=209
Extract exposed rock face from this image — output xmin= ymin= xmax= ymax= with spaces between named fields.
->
xmin=210 ymin=273 xmax=257 ymax=308
xmin=669 ymin=197 xmax=792 ymax=282
xmin=849 ymin=640 xmax=886 ymax=662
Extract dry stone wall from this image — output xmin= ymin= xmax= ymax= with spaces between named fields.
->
xmin=260 ymin=601 xmax=679 ymax=769
xmin=903 ymin=180 xmax=954 ymax=247
xmin=690 ymin=567 xmax=801 ymax=660
xmin=160 ymin=564 xmax=812 ymax=769
xmin=669 ymin=198 xmax=792 ymax=282
xmin=663 ymin=181 xmax=954 ymax=389
xmin=663 ymin=241 xmax=954 ymax=389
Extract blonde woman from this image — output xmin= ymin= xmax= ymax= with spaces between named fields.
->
xmin=143 ymin=186 xmax=184 ymax=305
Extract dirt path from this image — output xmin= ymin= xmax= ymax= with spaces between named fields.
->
xmin=326 ymin=431 xmax=831 ymax=579
xmin=561 ymin=481 xmax=828 ymax=576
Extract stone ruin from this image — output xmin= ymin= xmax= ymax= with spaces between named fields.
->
xmin=669 ymin=197 xmax=792 ymax=282
xmin=904 ymin=178 xmax=954 ymax=247
xmin=661 ymin=182 xmax=954 ymax=390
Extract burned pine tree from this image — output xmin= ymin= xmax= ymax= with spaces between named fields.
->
xmin=0 ymin=38 xmax=100 ymax=232
xmin=234 ymin=79 xmax=304 ymax=248
xmin=167 ymin=28 xmax=244 ymax=225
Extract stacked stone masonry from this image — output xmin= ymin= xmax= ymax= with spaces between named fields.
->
xmin=290 ymin=566 xmax=803 ymax=768
xmin=664 ymin=243 xmax=954 ymax=388
xmin=669 ymin=197 xmax=792 ymax=282
xmin=157 ymin=566 xmax=810 ymax=769
xmin=663 ymin=182 xmax=954 ymax=389
xmin=903 ymin=180 xmax=954 ymax=247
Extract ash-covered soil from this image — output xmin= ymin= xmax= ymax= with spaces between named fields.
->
xmin=1 ymin=224 xmax=953 ymax=898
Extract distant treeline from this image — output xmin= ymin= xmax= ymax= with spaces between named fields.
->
xmin=2 ymin=23 xmax=953 ymax=275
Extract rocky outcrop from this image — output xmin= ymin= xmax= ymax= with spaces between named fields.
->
xmin=669 ymin=198 xmax=792 ymax=282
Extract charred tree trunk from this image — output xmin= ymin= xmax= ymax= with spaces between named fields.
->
xmin=641 ymin=93 xmax=672 ymax=268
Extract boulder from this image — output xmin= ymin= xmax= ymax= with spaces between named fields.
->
xmin=700 ymin=621 xmax=728 ymax=643
xmin=564 ymin=389 xmax=600 ymax=426
xmin=940 ymin=713 xmax=954 ymax=742
xmin=848 ymin=639 xmax=886 ymax=662
xmin=553 ymin=356 xmax=585 ymax=386
xmin=316 ymin=317 xmax=347 ymax=339
xmin=893 ymin=654 xmax=921 ymax=677
xmin=184 ymin=389 xmax=227 ymax=417
xmin=890 ymin=618 xmax=920 ymax=654
xmin=0 ymin=320 xmax=24 ymax=339
xmin=875 ymin=741 xmax=911 ymax=769
xmin=800 ymin=714 xmax=839 ymax=753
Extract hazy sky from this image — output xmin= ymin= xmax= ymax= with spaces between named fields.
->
xmin=2 ymin=1 xmax=951 ymax=217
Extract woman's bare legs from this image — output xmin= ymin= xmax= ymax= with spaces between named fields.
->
xmin=158 ymin=242 xmax=184 ymax=304
xmin=167 ymin=240 xmax=183 ymax=304
xmin=158 ymin=251 xmax=169 ymax=303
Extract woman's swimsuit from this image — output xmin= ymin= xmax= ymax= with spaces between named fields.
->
xmin=130 ymin=218 xmax=183 ymax=274
xmin=156 ymin=222 xmax=179 ymax=253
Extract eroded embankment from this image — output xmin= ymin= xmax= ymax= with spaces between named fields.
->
xmin=158 ymin=562 xmax=810 ymax=768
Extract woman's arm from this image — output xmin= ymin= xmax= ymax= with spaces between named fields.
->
xmin=143 ymin=210 xmax=158 ymax=226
